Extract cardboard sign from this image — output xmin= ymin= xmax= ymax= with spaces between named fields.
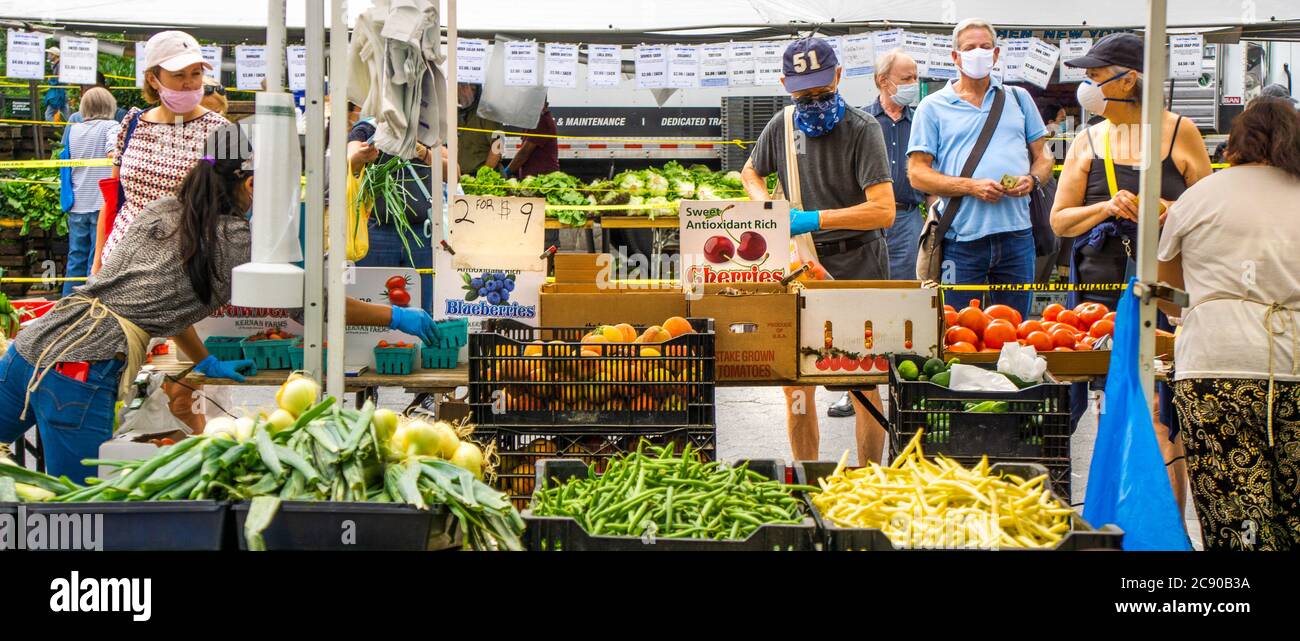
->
xmin=688 ymin=283 xmax=798 ymax=381
xmin=679 ymin=200 xmax=790 ymax=289
xmin=434 ymin=247 xmax=544 ymax=332
xmin=797 ymin=281 xmax=940 ymax=376
xmin=446 ymin=195 xmax=546 ymax=271
xmin=6 ymin=31 xmax=46 ymax=81
xmin=540 ymin=283 xmax=686 ymax=329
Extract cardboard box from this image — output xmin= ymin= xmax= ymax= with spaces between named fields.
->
xmin=552 ymin=253 xmax=609 ymax=285
xmin=689 ymin=283 xmax=798 ymax=381
xmin=943 ymin=348 xmax=1111 ymax=377
xmin=1156 ymin=329 xmax=1175 ymax=362
xmin=797 ymin=281 xmax=941 ymax=376
xmin=539 ymin=283 xmax=687 ymax=328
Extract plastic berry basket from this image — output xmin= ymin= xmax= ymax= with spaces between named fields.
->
xmin=203 ymin=336 xmax=247 ymax=362
xmin=239 ymin=337 xmax=295 ymax=370
xmin=422 ymin=345 xmax=459 ymax=369
xmin=432 ymin=318 xmax=469 ymax=349
xmin=374 ymin=346 xmax=419 ymax=375
xmin=288 ymin=340 xmax=327 ymax=372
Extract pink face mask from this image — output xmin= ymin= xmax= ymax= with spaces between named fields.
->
xmin=159 ymin=85 xmax=204 ymax=113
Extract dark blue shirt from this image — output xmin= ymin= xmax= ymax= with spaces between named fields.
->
xmin=864 ymin=98 xmax=922 ymax=208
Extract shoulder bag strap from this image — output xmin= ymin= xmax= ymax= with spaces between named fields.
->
xmin=781 ymin=105 xmax=802 ymax=209
xmin=935 ymin=86 xmax=1006 ymax=241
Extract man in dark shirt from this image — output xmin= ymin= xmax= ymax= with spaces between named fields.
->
xmin=741 ymin=38 xmax=896 ymax=466
xmin=506 ymin=101 xmax=559 ymax=178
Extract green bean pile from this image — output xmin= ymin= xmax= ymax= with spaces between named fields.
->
xmin=532 ymin=443 xmax=819 ymax=541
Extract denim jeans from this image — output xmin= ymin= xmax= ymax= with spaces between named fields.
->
xmin=63 ymin=212 xmax=98 ymax=297
xmin=355 ymin=222 xmax=434 ymax=312
xmin=883 ymin=205 xmax=923 ymax=280
xmin=0 ymin=348 xmax=123 ymax=482
xmin=941 ymin=228 xmax=1036 ymax=318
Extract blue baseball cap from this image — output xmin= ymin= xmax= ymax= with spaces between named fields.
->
xmin=782 ymin=38 xmax=839 ymax=92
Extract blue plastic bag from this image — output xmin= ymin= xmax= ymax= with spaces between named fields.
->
xmin=1082 ymin=278 xmax=1192 ymax=550
xmin=58 ymin=142 xmax=74 ymax=212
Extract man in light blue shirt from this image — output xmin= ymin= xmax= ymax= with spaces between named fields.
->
xmin=907 ymin=18 xmax=1054 ymax=316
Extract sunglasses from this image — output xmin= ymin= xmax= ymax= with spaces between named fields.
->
xmin=204 ymin=84 xmax=226 ymax=97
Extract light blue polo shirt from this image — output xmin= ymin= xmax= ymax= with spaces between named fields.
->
xmin=908 ymin=79 xmax=1046 ymax=242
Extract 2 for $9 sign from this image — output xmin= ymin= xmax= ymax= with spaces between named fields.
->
xmin=447 ymin=195 xmax=547 ymax=271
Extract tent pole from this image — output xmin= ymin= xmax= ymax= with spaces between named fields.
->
xmin=325 ymin=0 xmax=349 ymax=398
xmin=266 ymin=1 xmax=285 ymax=90
xmin=446 ymin=0 xmax=459 ymax=201
xmin=302 ymin=0 xmax=325 ymax=380
xmin=1137 ymin=0 xmax=1168 ymax=404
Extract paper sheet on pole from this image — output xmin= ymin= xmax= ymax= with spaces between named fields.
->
xmin=58 ymin=37 xmax=98 ymax=85
xmin=201 ymin=46 xmax=222 ymax=81
xmin=873 ymin=30 xmax=902 ymax=56
xmin=544 ymin=43 xmax=579 ymax=88
xmin=727 ymin=43 xmax=756 ymax=87
xmin=1020 ymin=38 xmax=1060 ymax=89
xmin=587 ymin=44 xmax=622 ymax=88
xmin=755 ymin=42 xmax=784 ymax=86
xmin=1059 ymin=38 xmax=1092 ymax=83
xmin=505 ymin=42 xmax=539 ymax=87
xmin=286 ymin=46 xmax=307 ymax=91
xmin=236 ymin=46 xmax=267 ymax=90
xmin=457 ymin=38 xmax=489 ymax=84
xmin=700 ymin=44 xmax=729 ymax=88
xmin=1000 ymin=38 xmax=1032 ymax=83
xmin=902 ymin=32 xmax=930 ymax=78
xmin=928 ymin=34 xmax=958 ymax=80
xmin=636 ymin=45 xmax=667 ymax=89
xmin=6 ymin=31 xmax=46 ymax=80
xmin=840 ymin=33 xmax=874 ymax=78
xmin=447 ymin=195 xmax=547 ymax=271
xmin=668 ymin=45 xmax=700 ymax=89
xmin=135 ymin=42 xmax=148 ymax=88
xmin=1170 ymin=34 xmax=1204 ymax=80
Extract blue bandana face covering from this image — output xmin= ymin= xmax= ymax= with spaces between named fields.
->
xmin=794 ymin=92 xmax=846 ymax=137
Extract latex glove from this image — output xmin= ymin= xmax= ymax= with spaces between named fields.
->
xmin=194 ymin=355 xmax=256 ymax=382
xmin=501 ymin=165 xmax=513 ymax=178
xmin=790 ymin=208 xmax=821 ymax=236
xmin=390 ymin=305 xmax=438 ymax=346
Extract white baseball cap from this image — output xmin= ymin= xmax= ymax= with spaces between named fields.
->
xmin=142 ymin=31 xmax=210 ymax=72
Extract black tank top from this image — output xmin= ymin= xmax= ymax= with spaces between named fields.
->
xmin=1081 ymin=116 xmax=1190 ymax=206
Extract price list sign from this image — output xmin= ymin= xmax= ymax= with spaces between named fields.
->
xmin=447 ymin=196 xmax=547 ymax=271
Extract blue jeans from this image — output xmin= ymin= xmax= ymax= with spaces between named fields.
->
xmin=942 ymin=228 xmax=1036 ymax=318
xmin=0 ymin=348 xmax=123 ymax=483
xmin=883 ymin=205 xmax=923 ymax=280
xmin=355 ymin=222 xmax=433 ymax=312
xmin=63 ymin=212 xmax=98 ymax=297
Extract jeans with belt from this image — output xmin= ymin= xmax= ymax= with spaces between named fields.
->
xmin=941 ymin=228 xmax=1036 ymax=318
xmin=883 ymin=204 xmax=923 ymax=280
xmin=0 ymin=348 xmax=123 ymax=482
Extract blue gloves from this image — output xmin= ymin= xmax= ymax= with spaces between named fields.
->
xmin=390 ymin=305 xmax=438 ymax=346
xmin=500 ymin=165 xmax=513 ymax=178
xmin=195 ymin=355 xmax=257 ymax=382
xmin=790 ymin=208 xmax=822 ymax=236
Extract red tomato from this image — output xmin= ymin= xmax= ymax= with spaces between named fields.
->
xmin=1042 ymin=303 xmax=1065 ymax=322
xmin=1078 ymin=303 xmax=1108 ymax=328
xmin=388 ymin=288 xmax=412 ymax=307
xmin=945 ymin=326 xmax=979 ymax=346
xmin=957 ymin=299 xmax=989 ymax=337
xmin=982 ymin=320 xmax=1018 ymax=350
xmin=874 ymin=356 xmax=889 ymax=371
xmin=944 ymin=309 xmax=959 ymax=328
xmin=1051 ymin=329 xmax=1076 ymax=348
xmin=386 ymin=276 xmax=409 ymax=290
xmin=1017 ymin=320 xmax=1044 ymax=340
xmin=985 ymin=304 xmax=1023 ymax=327
xmin=1089 ymin=319 xmax=1115 ymax=338
xmin=378 ymin=340 xmax=389 ymax=348
xmin=947 ymin=341 xmax=977 ymax=353
xmin=944 ymin=304 xmax=956 ymax=313
xmin=1056 ymin=310 xmax=1083 ymax=330
xmin=1025 ymin=331 xmax=1054 ymax=352
xmin=1102 ymin=311 xmax=1117 ymax=323
xmin=1053 ymin=346 xmax=1074 ymax=352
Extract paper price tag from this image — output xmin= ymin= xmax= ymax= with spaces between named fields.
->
xmin=457 ymin=38 xmax=489 ymax=84
xmin=135 ymin=42 xmax=148 ymax=88
xmin=667 ymin=45 xmax=700 ymax=89
xmin=505 ymin=41 xmax=539 ymax=87
xmin=873 ymin=29 xmax=902 ymax=56
xmin=6 ymin=31 xmax=46 ymax=81
xmin=902 ymin=32 xmax=930 ymax=78
xmin=447 ymin=196 xmax=547 ymax=271
xmin=928 ymin=34 xmax=958 ymax=80
xmin=700 ymin=43 xmax=729 ymax=88
xmin=755 ymin=42 xmax=784 ymax=86
xmin=201 ymin=46 xmax=222 ymax=80
xmin=58 ymin=36 xmax=98 ymax=86
xmin=236 ymin=45 xmax=268 ymax=91
xmin=1169 ymin=34 xmax=1204 ymax=80
xmin=841 ymin=33 xmax=875 ymax=78
xmin=286 ymin=46 xmax=307 ymax=91
xmin=587 ymin=44 xmax=622 ymax=88
xmin=1000 ymin=38 xmax=1032 ymax=83
xmin=1059 ymin=38 xmax=1092 ymax=83
xmin=636 ymin=45 xmax=667 ymax=89
xmin=1021 ymin=38 xmax=1060 ymax=89
xmin=727 ymin=43 xmax=756 ymax=87
xmin=544 ymin=42 xmax=579 ymax=88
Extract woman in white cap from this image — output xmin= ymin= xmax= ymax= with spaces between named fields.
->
xmin=86 ymin=30 xmax=230 ymax=432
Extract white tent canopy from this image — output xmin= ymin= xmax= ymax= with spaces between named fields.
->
xmin=2 ymin=0 xmax=1298 ymax=37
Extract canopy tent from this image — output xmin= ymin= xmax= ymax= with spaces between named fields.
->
xmin=3 ymin=1 xmax=1299 ymax=42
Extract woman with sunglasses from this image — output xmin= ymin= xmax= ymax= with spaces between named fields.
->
xmin=201 ymin=76 xmax=228 ymax=117
xmin=0 ymin=124 xmax=438 ymax=482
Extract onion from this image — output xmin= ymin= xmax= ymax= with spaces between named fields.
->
xmin=389 ymin=424 xmax=411 ymax=458
xmin=277 ymin=375 xmax=319 ymax=416
xmin=431 ymin=421 xmax=460 ymax=459
xmin=372 ymin=408 xmax=399 ymax=443
xmin=450 ymin=441 xmax=484 ymax=479
xmin=234 ymin=417 xmax=257 ymax=442
xmin=266 ymin=409 xmax=296 ymax=434
xmin=205 ymin=416 xmax=237 ymax=439
xmin=403 ymin=420 xmax=443 ymax=457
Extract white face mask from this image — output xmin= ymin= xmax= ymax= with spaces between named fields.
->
xmin=958 ymin=48 xmax=996 ymax=79
xmin=891 ymin=82 xmax=920 ymax=107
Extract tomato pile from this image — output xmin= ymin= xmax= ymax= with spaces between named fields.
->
xmin=943 ymin=300 xmax=1115 ymax=354
xmin=377 ymin=340 xmax=417 ymax=349
xmin=245 ymin=328 xmax=295 ymax=342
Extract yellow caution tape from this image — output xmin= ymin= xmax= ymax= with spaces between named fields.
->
xmin=0 ymin=178 xmax=57 ymax=185
xmin=0 ymin=276 xmax=87 ymax=283
xmin=940 ymin=283 xmax=1126 ymax=292
xmin=545 ymin=197 xmax=748 ymax=212
xmin=0 ymin=158 xmax=112 ymax=169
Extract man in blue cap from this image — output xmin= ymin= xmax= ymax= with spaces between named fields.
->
xmin=740 ymin=36 xmax=896 ymax=465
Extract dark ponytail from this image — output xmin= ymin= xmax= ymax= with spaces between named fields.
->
xmin=1224 ymin=97 xmax=1300 ymax=180
xmin=174 ymin=124 xmax=253 ymax=305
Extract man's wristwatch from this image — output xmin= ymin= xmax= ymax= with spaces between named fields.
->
xmin=1030 ymin=174 xmax=1041 ymax=190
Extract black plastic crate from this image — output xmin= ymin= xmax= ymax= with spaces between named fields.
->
xmin=795 ymin=461 xmax=1122 ymax=551
xmin=523 ymin=458 xmax=816 ymax=551
xmin=16 ymin=501 xmax=232 ymax=551
xmin=469 ymin=318 xmax=715 ymax=429
xmin=888 ymin=354 xmax=1071 ymax=493
xmin=477 ymin=426 xmax=716 ymax=509
xmin=232 ymin=501 xmax=460 ymax=551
